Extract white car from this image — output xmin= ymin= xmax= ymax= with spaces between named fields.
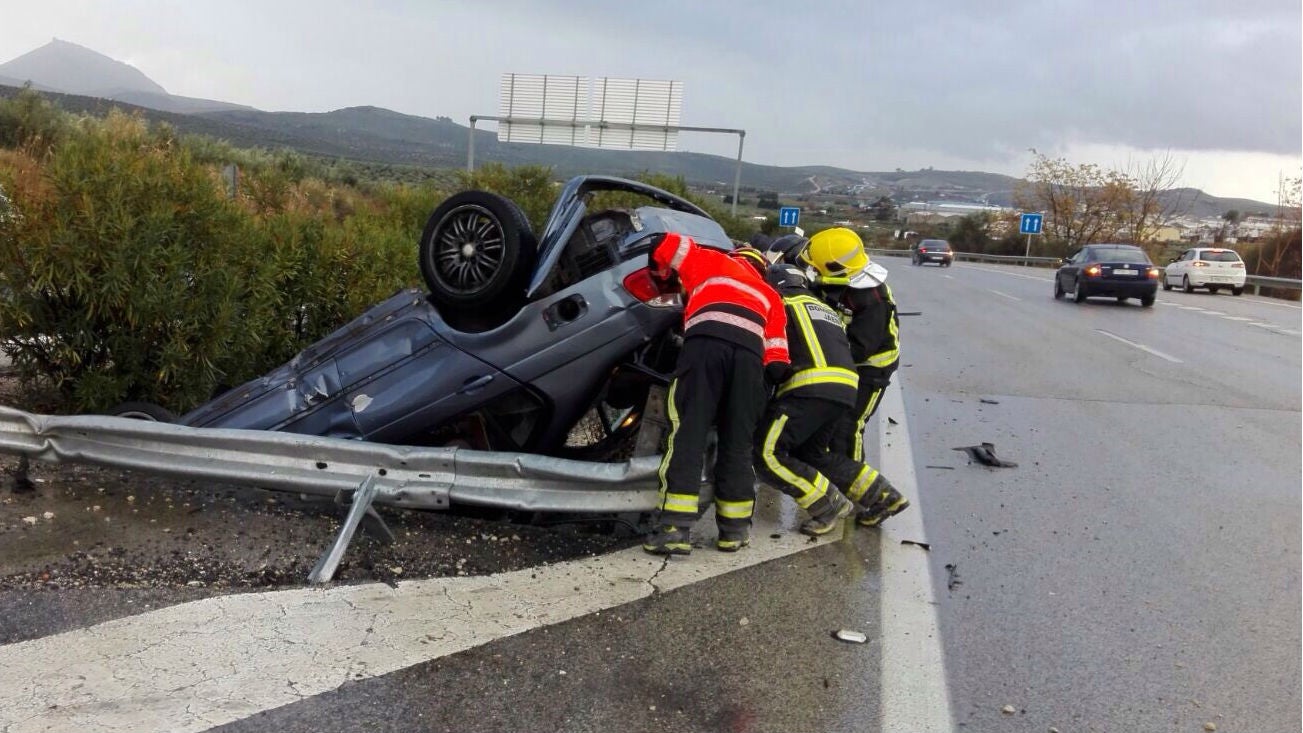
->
xmin=1163 ymin=247 xmax=1247 ymax=295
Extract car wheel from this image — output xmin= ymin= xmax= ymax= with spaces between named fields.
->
xmin=1232 ymin=286 xmax=1244 ymax=296
xmin=1182 ymin=275 xmax=1194 ymax=294
xmin=1054 ymin=277 xmax=1065 ymax=299
xmin=1074 ymin=279 xmax=1088 ymax=303
xmin=1162 ymin=275 xmax=1172 ymax=291
xmin=1140 ymin=294 xmax=1155 ymax=307
xmin=1208 ymin=285 xmax=1219 ymax=294
xmin=419 ymin=191 xmax=537 ymax=310
xmin=108 ymin=401 xmax=176 ymax=422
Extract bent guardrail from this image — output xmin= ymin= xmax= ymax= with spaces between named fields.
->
xmin=0 ymin=406 xmax=661 ymax=514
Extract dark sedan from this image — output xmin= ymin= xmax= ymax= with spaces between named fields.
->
xmin=1054 ymin=244 xmax=1160 ymax=307
xmin=912 ymin=239 xmax=954 ymax=266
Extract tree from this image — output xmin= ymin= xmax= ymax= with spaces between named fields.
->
xmin=1015 ymin=150 xmax=1191 ymax=254
xmin=948 ymin=213 xmax=992 ymax=253
xmin=756 ymin=192 xmax=779 ymax=210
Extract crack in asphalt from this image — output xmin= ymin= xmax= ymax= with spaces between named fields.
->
xmin=646 ymin=556 xmax=671 ymax=595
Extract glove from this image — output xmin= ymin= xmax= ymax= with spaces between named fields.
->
xmin=764 ymin=362 xmax=792 ymax=387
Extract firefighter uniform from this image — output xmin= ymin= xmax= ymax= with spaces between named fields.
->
xmin=643 ymin=233 xmax=789 ymax=555
xmin=801 ymin=227 xmax=909 ymax=527
xmin=824 ymin=281 xmax=900 ymax=463
xmin=753 ymin=264 xmax=892 ymax=536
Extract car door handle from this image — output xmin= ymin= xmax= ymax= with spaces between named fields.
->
xmin=459 ymin=375 xmax=494 ymax=395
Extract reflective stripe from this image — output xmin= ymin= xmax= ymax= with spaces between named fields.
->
xmin=846 ymin=466 xmax=879 ymax=503
xmin=669 ymin=236 xmax=691 ymax=270
xmin=663 ymin=493 xmax=699 ymax=514
xmin=776 ymin=367 xmax=858 ymax=396
xmin=789 ymin=296 xmax=825 ymax=368
xmin=715 ymin=498 xmax=754 ymax=519
xmin=851 ymin=385 xmax=884 ymax=462
xmin=761 ymin=414 xmax=826 ymax=508
xmin=684 ymin=311 xmax=765 ymax=338
xmin=691 ymin=276 xmax=771 ymax=309
xmin=863 ymin=305 xmax=900 ymax=368
xmin=765 ymin=337 xmax=788 ymax=351
xmin=656 ymin=380 xmax=681 ymax=506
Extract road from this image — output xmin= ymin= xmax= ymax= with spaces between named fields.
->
xmin=0 ymin=261 xmax=1298 ymax=732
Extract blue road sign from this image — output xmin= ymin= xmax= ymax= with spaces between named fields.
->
xmin=1020 ymin=213 xmax=1044 ymax=235
xmin=779 ymin=207 xmax=800 ymax=227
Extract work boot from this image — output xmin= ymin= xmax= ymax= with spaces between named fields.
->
xmin=857 ymin=476 xmax=910 ymax=527
xmin=799 ymin=492 xmax=853 ymax=537
xmin=716 ymin=526 xmax=751 ymax=552
xmin=642 ymin=525 xmax=692 ymax=556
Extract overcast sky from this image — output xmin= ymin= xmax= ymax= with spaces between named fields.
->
xmin=1 ymin=0 xmax=1299 ymax=203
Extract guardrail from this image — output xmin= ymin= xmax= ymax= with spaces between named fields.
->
xmin=867 ymin=248 xmax=1302 ymax=295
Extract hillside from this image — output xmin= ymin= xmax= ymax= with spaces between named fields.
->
xmin=0 ymin=82 xmax=1277 ymax=219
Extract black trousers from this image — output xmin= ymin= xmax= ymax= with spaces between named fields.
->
xmin=655 ymin=337 xmax=766 ymax=532
xmin=755 ymin=395 xmax=882 ymax=513
xmin=829 ymin=368 xmax=892 ymax=463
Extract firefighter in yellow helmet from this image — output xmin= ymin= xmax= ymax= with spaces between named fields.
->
xmin=800 ymin=227 xmax=909 ymax=528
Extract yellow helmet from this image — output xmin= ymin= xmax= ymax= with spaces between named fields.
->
xmin=802 ymin=227 xmax=868 ymax=278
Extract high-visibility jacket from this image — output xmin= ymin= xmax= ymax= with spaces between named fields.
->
xmin=820 ymin=281 xmax=900 ymax=378
xmin=652 ymin=233 xmax=789 ymax=366
xmin=773 ymin=288 xmax=858 ymax=406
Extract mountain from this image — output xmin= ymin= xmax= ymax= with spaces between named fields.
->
xmin=0 ymin=38 xmax=250 ymax=114
xmin=0 ymin=38 xmax=1280 ymax=218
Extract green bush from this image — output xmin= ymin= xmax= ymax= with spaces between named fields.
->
xmin=0 ymin=111 xmax=286 ymax=411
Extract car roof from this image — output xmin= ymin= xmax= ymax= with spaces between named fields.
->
xmin=1085 ymin=243 xmax=1142 ymax=249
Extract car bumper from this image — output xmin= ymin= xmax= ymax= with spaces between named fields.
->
xmin=1080 ymin=278 xmax=1159 ymax=297
xmin=1186 ymin=272 xmax=1246 ymax=287
xmin=919 ymin=254 xmax=952 ymax=263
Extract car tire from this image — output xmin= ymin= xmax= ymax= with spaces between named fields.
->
xmin=1232 ymin=286 xmax=1244 ymax=296
xmin=1162 ymin=275 xmax=1172 ymax=291
xmin=1182 ymin=275 xmax=1194 ymax=294
xmin=1140 ymin=294 xmax=1155 ymax=307
xmin=1074 ymin=280 xmax=1088 ymax=303
xmin=1208 ymin=285 xmax=1219 ymax=294
xmin=419 ymin=191 xmax=537 ymax=310
xmin=108 ymin=401 xmax=176 ymax=422
xmin=1054 ymin=277 xmax=1065 ymax=299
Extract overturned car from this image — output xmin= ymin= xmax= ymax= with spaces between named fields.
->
xmin=164 ymin=175 xmax=734 ymax=461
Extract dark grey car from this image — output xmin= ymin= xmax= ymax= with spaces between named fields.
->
xmin=170 ymin=175 xmax=734 ymax=459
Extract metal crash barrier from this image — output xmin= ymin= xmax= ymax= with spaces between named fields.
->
xmin=0 ymin=406 xmax=663 ymax=582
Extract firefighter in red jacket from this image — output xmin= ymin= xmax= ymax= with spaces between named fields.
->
xmin=643 ymin=233 xmax=790 ymax=555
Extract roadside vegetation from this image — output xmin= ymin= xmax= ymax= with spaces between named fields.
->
xmin=0 ymin=89 xmax=756 ymax=414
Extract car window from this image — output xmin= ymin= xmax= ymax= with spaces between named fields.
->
xmin=1092 ymin=248 xmax=1150 ymax=264
xmin=1198 ymin=250 xmax=1242 ymax=262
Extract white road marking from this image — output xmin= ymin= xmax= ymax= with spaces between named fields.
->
xmin=877 ymin=382 xmax=955 ymax=732
xmin=943 ymin=274 xmax=954 ymax=280
xmin=988 ymin=289 xmax=1021 ymax=302
xmin=0 ymin=501 xmax=835 ymax=733
xmin=1221 ymin=316 xmax=1253 ymax=322
xmin=1202 ymin=310 xmax=1226 ymax=316
xmin=1094 ymin=329 xmax=1184 ymax=363
xmin=960 ymin=263 xmax=1052 ymax=283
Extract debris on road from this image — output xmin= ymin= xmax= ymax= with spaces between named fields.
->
xmin=953 ymin=442 xmax=1019 ymax=468
xmin=944 ymin=563 xmax=962 ymax=591
xmin=979 ymin=398 xmax=1000 ymax=405
xmin=1203 ymin=723 xmax=1217 ymax=732
xmin=925 ymin=465 xmax=955 ymax=470
xmin=1001 ymin=704 xmax=1016 ymax=715
xmin=887 ymin=417 xmax=899 ymax=425
xmin=833 ymin=629 xmax=868 ymax=644
xmin=900 ymin=540 xmax=930 ymax=551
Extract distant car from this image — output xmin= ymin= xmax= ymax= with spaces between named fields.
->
xmin=1054 ymin=244 xmax=1160 ymax=307
xmin=912 ymin=239 xmax=953 ymax=266
xmin=120 ymin=175 xmax=735 ymax=461
xmin=1163 ymin=247 xmax=1246 ymax=295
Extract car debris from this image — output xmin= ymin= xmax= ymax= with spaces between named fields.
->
xmin=979 ymin=398 xmax=1000 ymax=405
xmin=833 ymin=629 xmax=868 ymax=644
xmin=953 ymin=442 xmax=1018 ymax=468
xmin=900 ymin=539 xmax=930 ymax=551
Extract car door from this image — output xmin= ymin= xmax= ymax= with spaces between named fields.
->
xmin=1169 ymin=250 xmax=1191 ymax=284
xmin=1060 ymin=249 xmax=1085 ymax=289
